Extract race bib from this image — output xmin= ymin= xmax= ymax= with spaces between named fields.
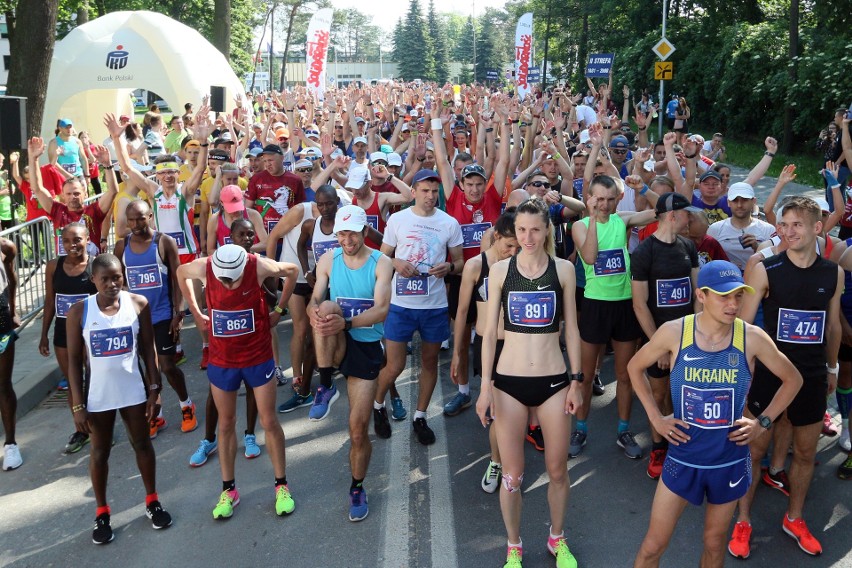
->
xmin=266 ymin=219 xmax=279 ymax=234
xmin=365 ymin=215 xmax=379 ymax=231
xmin=223 ymin=236 xmax=234 ymax=245
xmin=56 ymin=294 xmax=88 ymax=318
xmin=126 ymin=264 xmax=163 ymax=291
xmin=336 ymin=297 xmax=374 ymax=319
xmin=211 ymin=308 xmax=256 ymax=338
xmin=396 ymin=274 xmax=429 ymax=296
xmin=89 ymin=327 xmax=134 ymax=358
xmin=593 ymin=249 xmax=626 ymax=277
xmin=507 ymin=291 xmax=557 ymax=327
xmin=477 ymin=276 xmax=489 ymax=302
xmin=60 ymin=163 xmax=77 ymax=175
xmin=656 ymin=277 xmax=691 ymax=308
xmin=56 ymin=233 xmax=66 ymax=256
xmin=777 ymin=308 xmax=825 ymax=344
xmin=166 ymin=231 xmax=186 ymax=249
xmin=681 ymin=385 xmax=734 ymax=429
xmin=313 ymin=240 xmax=341 ymax=264
xmin=462 ymin=223 xmax=491 ymax=249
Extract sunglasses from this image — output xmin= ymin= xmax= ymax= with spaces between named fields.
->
xmin=372 ymin=161 xmax=388 ymax=167
xmin=278 ymin=137 xmax=289 ymax=142
xmin=528 ymin=181 xmax=551 ymax=188
xmin=295 ymin=168 xmax=312 ymax=173
xmin=611 ymin=149 xmax=628 ymax=155
xmin=335 ymin=125 xmax=343 ymax=129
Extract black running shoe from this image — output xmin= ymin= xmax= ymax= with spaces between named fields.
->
xmin=373 ymin=407 xmax=392 ymax=439
xmin=145 ymin=501 xmax=173 ymax=529
xmin=92 ymin=513 xmax=114 ymax=545
xmin=64 ymin=431 xmax=90 ymax=454
xmin=525 ymin=426 xmax=545 ymax=451
xmin=592 ymin=373 xmax=605 ymax=396
xmin=413 ymin=418 xmax=436 ymax=445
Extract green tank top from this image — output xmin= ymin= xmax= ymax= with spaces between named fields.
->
xmin=580 ymin=214 xmax=632 ymax=301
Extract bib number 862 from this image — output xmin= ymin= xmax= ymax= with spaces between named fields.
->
xmin=226 ymin=318 xmax=248 ymax=331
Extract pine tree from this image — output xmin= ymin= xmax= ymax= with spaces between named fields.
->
xmin=455 ymin=16 xmax=476 ymax=84
xmin=475 ymin=15 xmax=500 ymax=83
xmin=427 ymin=0 xmax=449 ymax=83
xmin=392 ymin=17 xmax=405 ymax=64
xmin=397 ymin=0 xmax=432 ymax=80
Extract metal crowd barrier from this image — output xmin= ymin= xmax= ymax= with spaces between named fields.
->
xmin=0 ymin=217 xmax=56 ymax=328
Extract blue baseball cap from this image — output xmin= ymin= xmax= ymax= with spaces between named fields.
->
xmin=412 ymin=169 xmax=441 ymax=184
xmin=248 ymin=147 xmax=264 ymax=157
xmin=697 ymin=260 xmax=754 ymax=295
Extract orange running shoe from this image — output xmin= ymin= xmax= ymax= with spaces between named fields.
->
xmin=782 ymin=515 xmax=822 ymax=556
xmin=181 ymin=403 xmax=198 ymax=433
xmin=727 ymin=521 xmax=751 ymax=559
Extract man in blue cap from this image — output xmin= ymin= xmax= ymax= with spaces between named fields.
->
xmin=628 ymin=259 xmax=802 ymax=568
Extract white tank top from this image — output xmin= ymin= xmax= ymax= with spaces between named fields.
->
xmin=82 ymin=291 xmax=146 ymax=412
xmin=152 ymin=185 xmax=197 ymax=255
xmin=310 ymin=217 xmax=340 ymax=269
xmin=279 ymin=202 xmax=314 ymax=283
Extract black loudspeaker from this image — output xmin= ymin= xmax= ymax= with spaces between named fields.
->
xmin=0 ymin=96 xmax=27 ymax=150
xmin=210 ymin=86 xmax=226 ymax=113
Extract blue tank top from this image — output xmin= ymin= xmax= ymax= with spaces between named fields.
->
xmin=668 ymin=314 xmax=751 ymax=468
xmin=121 ymin=233 xmax=172 ymax=324
xmin=330 ymin=248 xmax=383 ymax=343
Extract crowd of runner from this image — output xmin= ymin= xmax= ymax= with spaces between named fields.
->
xmin=0 ymin=80 xmax=850 ymax=567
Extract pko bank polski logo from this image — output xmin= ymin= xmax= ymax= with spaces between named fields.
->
xmin=106 ymin=45 xmax=129 ymax=70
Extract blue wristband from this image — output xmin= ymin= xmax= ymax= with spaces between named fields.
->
xmin=825 ymin=171 xmax=840 ymax=189
xmin=640 ymin=184 xmax=649 ymax=196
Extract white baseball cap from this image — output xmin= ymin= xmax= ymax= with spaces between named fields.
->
xmin=387 ymin=153 xmax=403 ymax=167
xmin=211 ymin=244 xmax=247 ymax=281
xmin=728 ymin=182 xmax=755 ymax=201
xmin=333 ymin=204 xmax=368 ymax=233
xmin=345 ymin=167 xmax=371 ymax=189
xmin=353 ymin=136 xmax=368 ymax=146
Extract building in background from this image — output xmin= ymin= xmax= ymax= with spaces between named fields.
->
xmin=1 ymin=15 xmax=9 ymax=88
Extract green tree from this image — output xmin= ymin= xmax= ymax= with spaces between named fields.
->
xmin=396 ymin=0 xmax=432 ymax=81
xmin=454 ymin=15 xmax=476 ymax=83
xmin=427 ymin=0 xmax=449 ymax=83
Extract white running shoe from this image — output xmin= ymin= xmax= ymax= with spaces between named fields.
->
xmin=3 ymin=443 xmax=22 ymax=470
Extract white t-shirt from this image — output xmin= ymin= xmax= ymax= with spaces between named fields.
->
xmin=706 ymin=218 xmax=777 ymax=270
xmin=384 ymin=207 xmax=463 ymax=309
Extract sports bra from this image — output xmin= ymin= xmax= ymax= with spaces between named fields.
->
xmin=501 ymin=255 xmax=562 ymax=334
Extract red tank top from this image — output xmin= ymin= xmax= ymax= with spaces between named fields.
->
xmin=215 ymin=210 xmax=257 ymax=248
xmin=205 ymin=254 xmax=272 ymax=368
xmin=352 ymin=192 xmax=384 ymax=249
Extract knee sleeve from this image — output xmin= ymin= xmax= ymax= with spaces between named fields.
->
xmin=837 ymin=387 xmax=852 ymax=418
xmin=502 ymin=472 xmax=524 ymax=493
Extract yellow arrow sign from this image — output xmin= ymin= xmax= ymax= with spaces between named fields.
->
xmin=654 ymin=61 xmax=673 ymax=81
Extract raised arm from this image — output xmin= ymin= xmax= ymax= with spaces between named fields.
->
xmin=430 ymin=103 xmax=455 ymax=199
xmin=107 ymin=114 xmax=158 ymax=197
xmin=763 ymin=164 xmax=796 ymax=226
xmin=26 ymin=138 xmax=58 ymax=214
xmin=744 ymin=137 xmax=778 ymax=186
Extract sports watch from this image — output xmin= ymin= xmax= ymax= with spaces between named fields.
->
xmin=756 ymin=415 xmax=772 ymax=430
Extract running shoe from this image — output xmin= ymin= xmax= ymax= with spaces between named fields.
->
xmin=175 ymin=348 xmax=187 ymax=366
xmin=647 ymin=448 xmax=666 ymax=479
xmin=275 ymin=485 xmax=295 ymax=516
xmin=526 ymin=426 xmax=545 ymax=452
xmin=443 ymin=392 xmax=472 ymax=416
xmin=199 ymin=346 xmax=209 ymax=370
xmin=57 ymin=378 xmax=69 ymax=391
xmin=189 ymin=438 xmax=217 ymax=467
xmin=374 ymin=407 xmax=392 ymax=439
xmin=244 ymin=434 xmax=261 ymax=459
xmin=761 ymin=469 xmax=791 ymax=497
xmin=617 ymin=431 xmax=643 ymax=459
xmin=547 ymin=535 xmax=578 ymax=568
xmin=838 ymin=454 xmax=852 ymax=480
xmin=390 ymin=396 xmax=407 ymax=421
xmin=503 ymin=545 xmax=523 ymax=568
xmin=145 ymin=500 xmax=173 ymax=529
xmin=592 ymin=373 xmax=605 ymax=396
xmin=348 ymin=487 xmax=369 ymax=521
xmin=278 ymin=392 xmax=314 ymax=413
xmin=92 ymin=513 xmax=114 ymax=544
xmin=839 ymin=429 xmax=851 ymax=452
xmin=728 ymin=521 xmax=751 ymax=559
xmin=64 ymin=431 xmax=90 ymax=454
xmin=275 ymin=367 xmax=289 ymax=386
xmin=569 ymin=430 xmax=586 ymax=458
xmin=213 ymin=489 xmax=240 ymax=519
xmin=308 ymin=384 xmax=339 ymax=421
xmin=481 ymin=461 xmax=502 ymax=494
xmin=180 ymin=403 xmax=198 ymax=433
xmin=2 ymin=443 xmax=22 ymax=470
xmin=149 ymin=416 xmax=167 ymax=439
xmin=782 ymin=515 xmax=822 ymax=556
xmin=413 ymin=417 xmax=436 ymax=445
xmin=822 ymin=411 xmax=839 ymax=436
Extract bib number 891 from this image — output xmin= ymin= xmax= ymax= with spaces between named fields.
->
xmin=525 ymin=303 xmax=548 ymax=320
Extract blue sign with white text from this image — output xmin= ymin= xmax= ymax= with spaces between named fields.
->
xmin=585 ymin=53 xmax=614 ymax=78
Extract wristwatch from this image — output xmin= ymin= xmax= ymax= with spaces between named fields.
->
xmin=756 ymin=414 xmax=772 ymax=430
xmin=344 ymin=319 xmax=352 ymax=332
xmin=569 ymin=372 xmax=585 ymax=384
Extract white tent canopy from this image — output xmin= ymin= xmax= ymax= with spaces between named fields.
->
xmin=42 ymin=10 xmax=245 ymax=144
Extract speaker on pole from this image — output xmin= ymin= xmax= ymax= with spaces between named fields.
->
xmin=0 ymin=96 xmax=27 ymax=150
xmin=210 ymin=86 xmax=226 ymax=113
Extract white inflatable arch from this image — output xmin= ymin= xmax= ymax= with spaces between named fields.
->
xmin=42 ymin=10 xmax=245 ymax=142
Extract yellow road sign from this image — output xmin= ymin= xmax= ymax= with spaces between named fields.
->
xmin=654 ymin=61 xmax=673 ymax=81
xmin=652 ymin=38 xmax=676 ymax=61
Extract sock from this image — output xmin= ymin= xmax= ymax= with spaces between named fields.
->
xmin=414 ymin=410 xmax=427 ymax=420
xmin=595 ymin=368 xmax=601 ymax=378
xmin=508 ymin=538 xmax=523 ymax=550
xmin=180 ymin=398 xmax=192 ymax=409
xmin=652 ymin=440 xmax=668 ymax=451
xmin=837 ymin=387 xmax=852 ymax=418
xmin=176 ymin=342 xmax=183 ymax=352
xmin=576 ymin=420 xmax=587 ymax=433
xmin=275 ymin=476 xmax=287 ymax=488
xmin=549 ymin=530 xmax=564 ymax=541
xmin=96 ymin=505 xmax=111 ymax=517
xmin=351 ymin=477 xmax=364 ymax=490
xmin=319 ymin=367 xmax=334 ymax=389
xmin=374 ymin=401 xmax=385 ymax=410
xmin=769 ymin=466 xmax=783 ymax=476
xmin=843 ymin=418 xmax=849 ymax=432
xmin=145 ymin=492 xmax=159 ymax=506
xmin=157 ymin=408 xmax=164 ymax=419
xmin=223 ymin=479 xmax=236 ymax=492
xmin=202 ymin=342 xmax=209 ymax=348
xmin=458 ymin=383 xmax=470 ymax=395
xmin=617 ymin=420 xmax=630 ymax=434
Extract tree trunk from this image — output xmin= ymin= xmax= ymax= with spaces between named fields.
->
xmin=279 ymin=2 xmax=301 ymax=91
xmin=782 ymin=0 xmax=798 ymax=154
xmin=6 ymin=0 xmax=59 ymax=141
xmin=577 ymin=11 xmax=588 ymax=85
xmin=77 ymin=0 xmax=89 ymax=25
xmin=213 ymin=0 xmax=231 ymax=62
